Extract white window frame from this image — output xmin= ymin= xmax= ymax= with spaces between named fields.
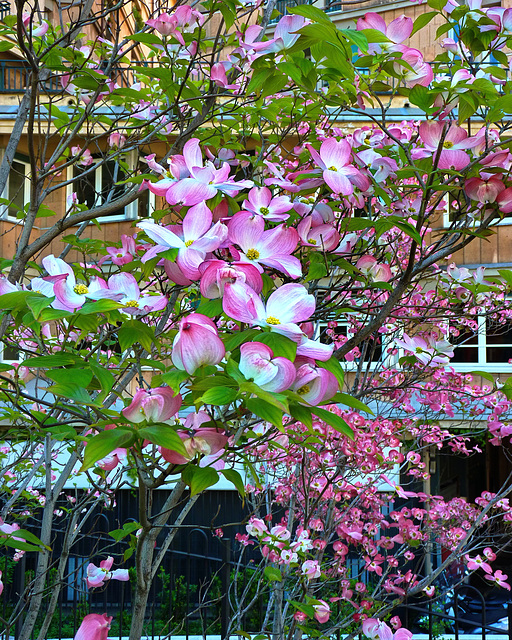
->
xmin=0 ymin=342 xmax=21 ymax=364
xmin=450 ymin=315 xmax=512 ymax=373
xmin=66 ymin=152 xmax=156 ymax=223
xmin=315 ymin=319 xmax=398 ymax=371
xmin=1 ymin=157 xmax=31 ymax=222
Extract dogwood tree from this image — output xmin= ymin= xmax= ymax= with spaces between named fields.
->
xmin=1 ymin=0 xmax=512 ymax=639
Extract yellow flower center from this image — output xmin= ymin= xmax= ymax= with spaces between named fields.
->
xmin=260 ymin=207 xmax=269 ymax=215
xmin=246 ymin=248 xmax=260 ymax=260
xmin=117 ymin=253 xmax=123 ymax=257
xmin=443 ymin=141 xmax=454 ymax=149
xmin=125 ymin=300 xmax=139 ymax=308
xmin=73 ymin=284 xmax=88 ymax=295
xmin=266 ymin=316 xmax=281 ymax=325
xmin=297 ymin=385 xmax=310 ymax=395
xmin=308 ymin=238 xmax=317 ymax=245
xmin=415 ymin=347 xmax=423 ymax=354
xmin=185 ymin=240 xmax=194 ymax=247
xmin=328 ymin=166 xmax=337 ymax=171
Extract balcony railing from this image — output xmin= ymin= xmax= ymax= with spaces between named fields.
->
xmin=270 ymin=0 xmax=313 ymax=23
xmin=0 ymin=61 xmax=138 ymax=93
xmin=0 ymin=2 xmax=10 ymax=21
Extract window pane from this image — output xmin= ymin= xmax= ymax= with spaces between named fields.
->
xmin=74 ymin=166 xmax=97 ymax=209
xmin=451 ymin=327 xmax=478 ymax=363
xmin=486 ymin=319 xmax=512 ymax=363
xmin=101 ymin=160 xmax=126 ymax=217
xmin=8 ymin=161 xmax=25 ymax=218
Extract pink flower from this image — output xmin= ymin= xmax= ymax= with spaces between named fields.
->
xmin=307 ymin=138 xmax=370 ymax=196
xmin=102 ymin=234 xmax=137 ymax=266
xmin=172 ymin=313 xmax=225 ymax=374
xmin=74 ymin=613 xmax=112 ymax=640
xmin=122 ymin=387 xmax=182 ymax=424
xmin=485 ymin=569 xmax=511 ymax=590
xmin=0 ymin=570 xmax=3 ymax=596
xmin=302 ymin=560 xmax=321 ymax=580
xmin=416 ymin=121 xmax=476 ymax=170
xmin=242 ymin=186 xmax=293 ymax=222
xmin=357 ymin=13 xmax=413 ymax=54
xmin=106 ymin=272 xmax=167 ymax=315
xmin=199 ymin=260 xmax=262 ymax=299
xmin=22 ymin=12 xmax=49 ymax=37
xmin=357 ymin=255 xmax=392 ymax=282
xmin=146 ymin=6 xmax=205 ymax=44
xmin=239 ymin=342 xmax=296 ymax=392
xmin=313 ymin=600 xmax=330 ymax=623
xmin=393 ymin=47 xmax=433 ymax=88
xmin=228 ymin=211 xmax=301 ymax=279
xmin=86 ymin=557 xmax=129 ymax=588
xmin=223 ymin=281 xmax=315 ymax=343
xmin=160 ymin=420 xmax=228 ymax=470
xmin=108 ymin=132 xmax=126 ymax=148
xmin=139 ymin=203 xmax=228 ymax=280
xmin=466 ymin=554 xmax=492 ymax=574
xmin=465 ymin=175 xmax=505 ymax=204
xmin=292 ymin=359 xmax=338 ymax=406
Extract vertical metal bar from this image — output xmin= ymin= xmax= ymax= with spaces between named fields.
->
xmin=186 ymin=538 xmax=190 ymax=640
xmin=221 ymin=539 xmax=231 ymax=640
xmin=454 ymin=589 xmax=460 ymax=640
xmin=482 ymin=592 xmax=486 ymax=640
xmin=507 ymin=602 xmax=512 ymax=640
xmin=429 ymin=596 xmax=433 ymax=640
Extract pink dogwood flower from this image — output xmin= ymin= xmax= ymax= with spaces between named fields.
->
xmin=228 ymin=211 xmax=301 ymax=279
xmin=466 ymin=554 xmax=493 ymax=574
xmin=199 ymin=260 xmax=263 ymax=299
xmin=172 ymin=313 xmax=225 ymax=374
xmin=122 ymin=387 xmax=182 ymax=424
xmin=485 ymin=570 xmax=511 ymax=590
xmin=393 ymin=47 xmax=433 ymax=88
xmin=313 ymin=600 xmax=331 ymax=623
xmin=74 ymin=613 xmax=112 ymax=640
xmin=239 ymin=342 xmax=296 ymax=392
xmin=297 ymin=215 xmax=340 ymax=251
xmin=160 ymin=411 xmax=228 ymax=469
xmin=146 ymin=6 xmax=205 ymax=44
xmin=415 ymin=121 xmax=477 ymax=170
xmin=86 ymin=557 xmax=129 ymax=588
xmin=302 ymin=559 xmax=321 ymax=580
xmin=22 ymin=12 xmax=49 ymax=37
xmin=357 ymin=255 xmax=392 ymax=282
xmin=292 ymin=359 xmax=338 ymax=405
xmin=164 ymin=138 xmax=253 ymax=206
xmin=357 ymin=13 xmax=413 ymax=54
xmin=101 ymin=234 xmax=137 ymax=266
xmin=465 ymin=175 xmax=506 ymax=203
xmin=241 ymin=186 xmax=293 ymax=222
xmin=139 ymin=202 xmax=228 ymax=280
xmin=223 ymin=281 xmax=315 ymax=342
xmin=307 ymin=138 xmax=370 ymax=196
xmin=106 ymin=272 xmax=167 ymax=315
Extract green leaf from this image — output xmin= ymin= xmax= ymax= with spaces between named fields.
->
xmin=222 ymin=329 xmax=261 ymax=351
xmin=306 ymin=260 xmax=327 ymax=282
xmin=77 ymin=299 xmax=122 ymax=314
xmin=26 ymin=294 xmax=53 ymax=319
xmin=200 ymin=386 xmax=238 ymax=406
xmin=411 ymin=11 xmax=438 ymax=36
xmin=317 ymin=356 xmax=344 ymax=389
xmin=196 ymin=297 xmax=223 ymax=318
xmin=330 ymin=392 xmax=373 ymax=414
xmin=90 ymin=362 xmax=115 ymax=394
xmin=118 ymin=320 xmax=154 ymax=352
xmin=241 ymin=382 xmax=289 ymax=412
xmin=192 ymin=376 xmax=238 ymax=390
xmin=109 ymin=521 xmax=141 ymax=542
xmin=287 ymin=4 xmax=332 ymax=23
xmin=46 ymin=368 xmax=94 ymax=388
xmin=0 ymin=291 xmax=33 ymax=312
xmin=81 ymin=428 xmax=135 ymax=471
xmin=182 ymin=465 xmax=219 ymax=496
xmin=221 ymin=468 xmax=245 ymax=497
xmin=128 ymin=32 xmax=163 ymax=45
xmin=47 ymin=383 xmax=95 ymax=405
xmin=458 ymin=93 xmax=478 ymax=124
xmin=289 ymin=404 xmax=313 ymax=429
xmin=469 ymin=371 xmax=496 ymax=383
xmin=138 ymin=425 xmax=188 ymax=456
xmin=153 ymin=370 xmax=189 ymax=390
xmin=311 ymin=407 xmax=354 ymax=438
xmin=341 ymin=29 xmax=369 ymax=53
xmin=254 ymin=333 xmax=297 ymax=361
xmin=264 ymin=566 xmax=282 ymax=582
xmin=15 ymin=529 xmax=51 ymax=549
xmin=245 ymin=397 xmax=284 ymax=428
xmin=24 ymin=354 xmax=79 ymax=367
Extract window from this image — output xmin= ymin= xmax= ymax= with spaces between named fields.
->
xmin=1 ymin=158 xmax=30 ymax=220
xmin=317 ymin=320 xmax=395 ymax=369
xmin=68 ymin=155 xmax=155 ymax=222
xmin=0 ymin=343 xmax=20 ymax=362
xmin=451 ymin=316 xmax=512 ymax=370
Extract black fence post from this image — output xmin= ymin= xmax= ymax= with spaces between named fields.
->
xmin=14 ymin=552 xmax=26 ymax=639
xmin=508 ymin=601 xmax=512 ymax=640
xmin=221 ymin=539 xmax=231 ymax=640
